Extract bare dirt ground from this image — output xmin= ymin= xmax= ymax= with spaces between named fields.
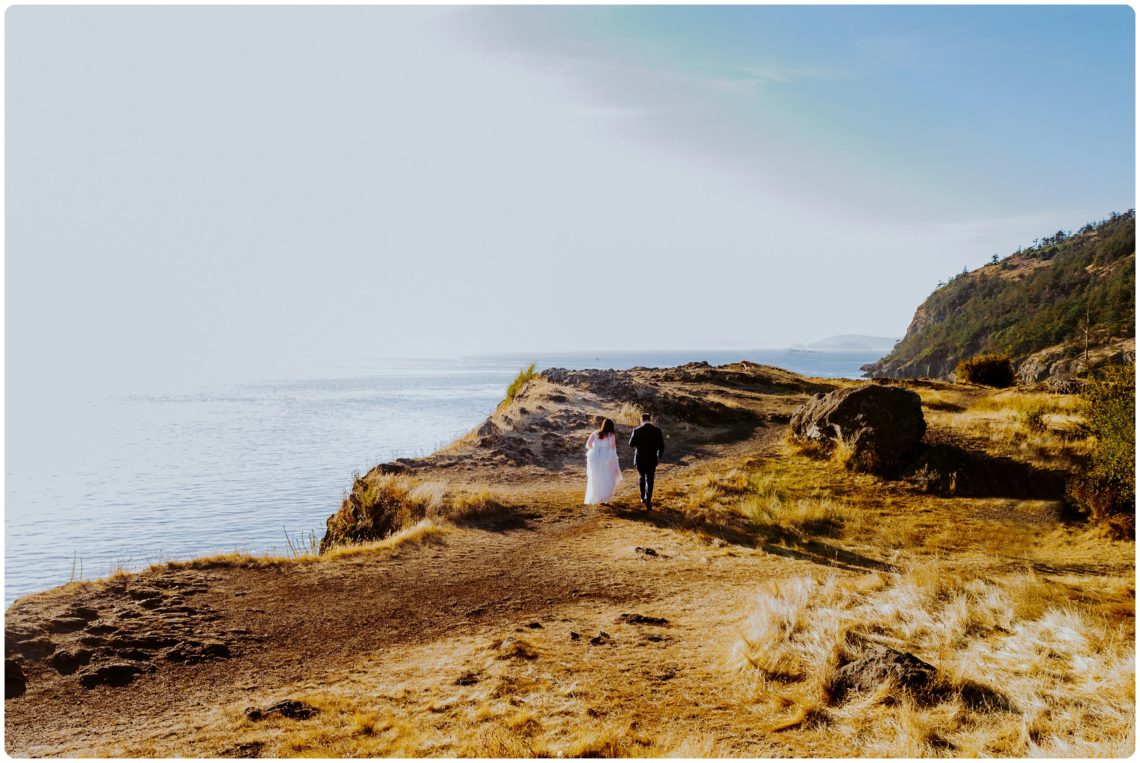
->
xmin=5 ymin=364 xmax=1134 ymax=757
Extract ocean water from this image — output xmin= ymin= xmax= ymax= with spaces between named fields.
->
xmin=5 ymin=349 xmax=879 ymax=605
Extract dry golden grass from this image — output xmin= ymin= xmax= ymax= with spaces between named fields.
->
xmin=733 ymin=565 xmax=1135 ymax=757
xmin=403 ymin=481 xmax=509 ymax=525
xmin=321 ymin=519 xmax=449 ymax=559
xmin=970 ymin=389 xmax=1083 ymax=415
xmin=909 ymin=388 xmax=1095 ymax=474
xmin=616 ymin=401 xmax=646 ymax=427
xmin=913 ymin=386 xmax=972 ymax=412
xmin=740 ymin=473 xmax=848 ymax=535
xmin=681 ymin=464 xmax=846 ymax=523
xmin=151 ymin=519 xmax=451 ymax=573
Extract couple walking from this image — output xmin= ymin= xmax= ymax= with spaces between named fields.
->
xmin=583 ymin=413 xmax=665 ymax=510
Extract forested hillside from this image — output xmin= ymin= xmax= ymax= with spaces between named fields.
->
xmin=864 ymin=211 xmax=1135 ymax=381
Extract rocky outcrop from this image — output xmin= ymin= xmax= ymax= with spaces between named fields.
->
xmin=79 ymin=663 xmax=144 ymax=689
xmin=829 ymin=645 xmax=1013 ymax=712
xmin=790 ymin=385 xmax=926 ymax=475
xmin=4 ymin=571 xmax=244 ymax=699
xmin=1017 ymin=337 xmax=1135 ymax=384
xmin=321 ymin=361 xmax=821 ymax=551
xmin=829 ymin=646 xmax=939 ymax=703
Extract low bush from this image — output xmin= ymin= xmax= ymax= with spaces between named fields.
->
xmin=1068 ymin=362 xmax=1135 ymax=536
xmin=955 ymin=354 xmax=1015 ymax=388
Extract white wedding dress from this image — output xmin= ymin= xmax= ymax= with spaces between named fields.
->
xmin=584 ymin=431 xmax=622 ymax=504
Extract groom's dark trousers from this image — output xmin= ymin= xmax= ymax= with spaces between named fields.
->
xmin=628 ymin=422 xmax=665 ymax=507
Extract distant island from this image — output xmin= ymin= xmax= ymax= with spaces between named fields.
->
xmin=794 ymin=334 xmax=901 ymax=352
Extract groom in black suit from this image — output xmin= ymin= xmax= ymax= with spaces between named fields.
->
xmin=628 ymin=413 xmax=665 ymax=510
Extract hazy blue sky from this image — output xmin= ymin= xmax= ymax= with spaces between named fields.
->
xmin=7 ymin=5 xmax=1134 ymax=390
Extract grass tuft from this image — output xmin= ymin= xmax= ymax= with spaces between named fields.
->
xmin=502 ymin=363 xmax=538 ymax=407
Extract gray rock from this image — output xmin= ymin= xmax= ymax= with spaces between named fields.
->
xmin=829 ymin=646 xmax=939 ymax=703
xmin=245 ymin=699 xmax=319 ymax=722
xmin=1046 ymin=375 xmax=1085 ymax=395
xmin=617 ymin=613 xmax=669 ymax=626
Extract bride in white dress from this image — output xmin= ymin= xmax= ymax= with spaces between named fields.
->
xmin=584 ymin=417 xmax=622 ymax=505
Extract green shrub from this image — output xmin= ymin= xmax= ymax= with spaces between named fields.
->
xmin=503 ymin=363 xmax=538 ymax=405
xmin=956 ymin=354 xmax=1015 ymax=388
xmin=1067 ymin=362 xmax=1135 ymax=536
xmin=1084 ymin=363 xmax=1136 ymax=488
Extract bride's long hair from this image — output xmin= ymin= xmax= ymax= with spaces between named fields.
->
xmin=596 ymin=417 xmax=616 ymax=439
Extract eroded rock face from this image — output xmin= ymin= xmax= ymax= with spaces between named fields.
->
xmin=49 ymin=649 xmax=93 ymax=675
xmin=790 ymin=384 xmax=926 ymax=475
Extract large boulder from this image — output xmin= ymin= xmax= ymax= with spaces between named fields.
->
xmin=790 ymin=384 xmax=926 ymax=475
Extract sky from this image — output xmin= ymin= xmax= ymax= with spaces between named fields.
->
xmin=6 ymin=5 xmax=1135 ymax=391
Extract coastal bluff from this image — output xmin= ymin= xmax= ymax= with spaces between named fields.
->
xmin=6 ymin=360 xmax=834 ymax=755
xmin=5 ymin=361 xmax=1130 ymax=758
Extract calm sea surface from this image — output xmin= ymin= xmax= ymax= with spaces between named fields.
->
xmin=5 ymin=349 xmax=879 ymax=604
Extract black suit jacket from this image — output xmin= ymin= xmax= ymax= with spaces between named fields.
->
xmin=628 ymin=423 xmax=665 ymax=469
